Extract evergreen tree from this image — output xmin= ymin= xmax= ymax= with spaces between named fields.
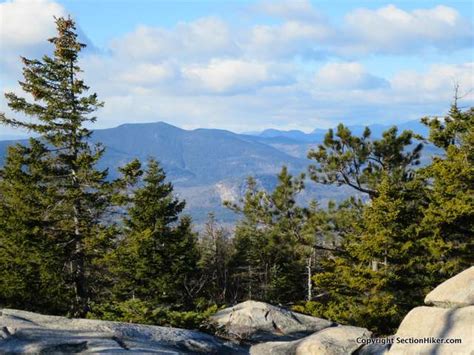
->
xmin=225 ymin=177 xmax=269 ymax=302
xmin=197 ymin=213 xmax=233 ymax=304
xmin=265 ymin=167 xmax=308 ymax=302
xmin=110 ymin=159 xmax=199 ymax=308
xmin=226 ymin=168 xmax=308 ymax=304
xmin=306 ymin=125 xmax=429 ymax=334
xmin=308 ymin=124 xmax=423 ymax=199
xmin=309 ymin=175 xmax=428 ymax=334
xmin=300 ymin=200 xmax=349 ymax=302
xmin=0 ymin=141 xmax=69 ymax=313
xmin=421 ymin=103 xmax=474 ymax=278
xmin=0 ymin=17 xmax=112 ymax=316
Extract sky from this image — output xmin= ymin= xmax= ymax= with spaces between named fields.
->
xmin=0 ymin=0 xmax=473 ymax=138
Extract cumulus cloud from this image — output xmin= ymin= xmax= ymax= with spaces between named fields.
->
xmin=315 ymin=62 xmax=389 ymax=90
xmin=244 ymin=21 xmax=333 ymax=59
xmin=118 ymin=63 xmax=176 ymax=86
xmin=390 ymin=63 xmax=474 ymax=102
xmin=249 ymin=3 xmax=473 ymax=58
xmin=341 ymin=5 xmax=473 ymax=54
xmin=182 ymin=59 xmax=293 ymax=94
xmin=0 ymin=0 xmax=96 ymax=82
xmin=89 ymin=62 xmax=472 ymax=132
xmin=308 ymin=62 xmax=473 ymax=121
xmin=1 ymin=0 xmax=473 ymax=136
xmin=0 ymin=0 xmax=65 ymax=48
xmin=0 ymin=0 xmax=66 ymax=70
xmin=110 ymin=17 xmax=237 ymax=61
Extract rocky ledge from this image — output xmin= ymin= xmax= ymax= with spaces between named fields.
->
xmin=0 ymin=267 xmax=472 ymax=354
xmin=0 ymin=309 xmax=246 ymax=354
xmin=389 ymin=266 xmax=473 ymax=355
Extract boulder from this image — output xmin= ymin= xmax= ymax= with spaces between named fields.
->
xmin=250 ymin=325 xmax=372 ymax=355
xmin=388 ymin=306 xmax=473 ymax=355
xmin=424 ymin=266 xmax=474 ymax=308
xmin=0 ymin=308 xmax=247 ymax=354
xmin=210 ymin=300 xmax=334 ymax=343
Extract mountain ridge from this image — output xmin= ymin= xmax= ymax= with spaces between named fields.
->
xmin=0 ymin=119 xmax=431 ymax=224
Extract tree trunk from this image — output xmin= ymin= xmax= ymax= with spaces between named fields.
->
xmin=371 ymin=259 xmax=378 ymax=272
xmin=68 ymin=58 xmax=88 ymax=317
xmin=248 ymin=265 xmax=252 ymax=300
xmin=307 ymin=248 xmax=315 ymax=301
xmin=307 ymin=255 xmax=312 ymax=301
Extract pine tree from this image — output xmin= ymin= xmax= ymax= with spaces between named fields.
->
xmin=308 ymin=124 xmax=423 ymax=199
xmin=110 ymin=159 xmax=199 ymax=308
xmin=307 ymin=125 xmax=429 ymax=334
xmin=0 ymin=17 xmax=112 ymax=316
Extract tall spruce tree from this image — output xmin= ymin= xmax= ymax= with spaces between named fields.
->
xmin=226 ymin=167 xmax=308 ymax=303
xmin=0 ymin=141 xmax=70 ymax=313
xmin=300 ymin=200 xmax=348 ymax=302
xmin=313 ymin=174 xmax=427 ymax=334
xmin=197 ymin=213 xmax=233 ymax=304
xmin=421 ymin=103 xmax=474 ymax=278
xmin=110 ymin=159 xmax=199 ymax=308
xmin=0 ymin=17 xmax=111 ymax=316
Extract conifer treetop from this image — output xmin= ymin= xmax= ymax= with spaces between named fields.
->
xmin=1 ymin=16 xmax=103 ymax=143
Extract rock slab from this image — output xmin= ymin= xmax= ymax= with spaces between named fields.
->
xmin=389 ymin=305 xmax=473 ymax=354
xmin=210 ymin=300 xmax=334 ymax=343
xmin=250 ymin=325 xmax=372 ymax=355
xmin=0 ymin=308 xmax=246 ymax=354
xmin=424 ymin=266 xmax=474 ymax=308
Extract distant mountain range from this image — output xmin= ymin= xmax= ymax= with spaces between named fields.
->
xmin=249 ymin=120 xmax=429 ymax=142
xmin=0 ymin=120 xmax=435 ymax=226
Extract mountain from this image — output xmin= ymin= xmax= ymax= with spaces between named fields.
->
xmin=91 ymin=122 xmax=308 ymax=184
xmin=0 ymin=120 xmax=435 ymax=226
xmin=247 ymin=119 xmax=429 ymax=143
xmin=258 ymin=129 xmax=321 ymax=142
xmin=0 ymin=123 xmax=312 ymax=225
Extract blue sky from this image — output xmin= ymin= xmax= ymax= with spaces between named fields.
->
xmin=0 ymin=0 xmax=473 ymax=138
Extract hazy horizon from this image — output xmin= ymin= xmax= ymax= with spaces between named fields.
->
xmin=0 ymin=117 xmax=430 ymax=141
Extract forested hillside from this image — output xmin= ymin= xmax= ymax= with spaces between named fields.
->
xmin=0 ymin=17 xmax=472 ymax=336
xmin=0 ymin=120 xmax=438 ymax=225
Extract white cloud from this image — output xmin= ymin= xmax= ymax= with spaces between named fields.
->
xmin=1 ymin=0 xmax=473 ymax=136
xmin=243 ymin=3 xmax=472 ymax=59
xmin=182 ymin=59 xmax=292 ymax=94
xmin=305 ymin=62 xmax=474 ymax=124
xmin=391 ymin=63 xmax=474 ymax=101
xmin=0 ymin=0 xmax=65 ymax=48
xmin=342 ymin=5 xmax=473 ymax=54
xmin=111 ymin=17 xmax=237 ymax=61
xmin=245 ymin=20 xmax=333 ymax=59
xmin=315 ymin=62 xmax=389 ymax=90
xmin=255 ymin=0 xmax=323 ymax=22
xmin=118 ymin=63 xmax=176 ymax=86
xmin=0 ymin=0 xmax=66 ymax=71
